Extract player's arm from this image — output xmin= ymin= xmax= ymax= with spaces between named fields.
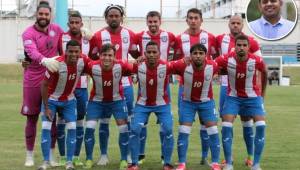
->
xmin=210 ymin=34 xmax=219 ymax=59
xmin=22 ymin=31 xmax=46 ymax=62
xmin=41 ymin=71 xmax=53 ymax=121
xmin=88 ymin=34 xmax=100 ymax=60
xmin=214 ymin=55 xmax=227 ymax=75
xmin=129 ymin=32 xmax=140 ymax=59
xmin=259 ymin=61 xmax=268 ymax=98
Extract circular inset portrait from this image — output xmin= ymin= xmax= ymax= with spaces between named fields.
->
xmin=246 ymin=0 xmax=298 ymax=40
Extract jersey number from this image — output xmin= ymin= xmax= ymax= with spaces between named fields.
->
xmin=193 ymin=81 xmax=202 ymax=88
xmin=237 ymin=73 xmax=245 ymax=79
xmin=103 ymin=80 xmax=112 ymax=86
xmin=68 ymin=73 xmax=76 ymax=80
xmin=148 ymin=79 xmax=154 ymax=86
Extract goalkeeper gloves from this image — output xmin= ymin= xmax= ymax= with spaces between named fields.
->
xmin=41 ymin=56 xmax=60 ymax=72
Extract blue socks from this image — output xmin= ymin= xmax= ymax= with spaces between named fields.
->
xmin=242 ymin=120 xmax=254 ymax=158
xmin=222 ymin=122 xmax=233 ymax=165
xmin=254 ymin=121 xmax=266 ymax=166
xmin=75 ymin=124 xmax=84 ymax=156
xmin=99 ymin=121 xmax=109 ymax=155
xmin=84 ymin=127 xmax=95 ymax=160
xmin=57 ymin=123 xmax=66 ymax=157
xmin=177 ymin=125 xmax=191 ymax=163
xmin=139 ymin=126 xmax=147 ymax=156
xmin=41 ymin=128 xmax=51 ymax=161
xmin=200 ymin=126 xmax=210 ymax=159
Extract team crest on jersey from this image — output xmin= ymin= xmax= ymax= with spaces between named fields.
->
xmin=200 ymin=38 xmax=207 ymax=44
xmin=158 ymin=71 xmax=165 ymax=78
xmin=49 ymin=30 xmax=56 ymax=37
xmin=114 ymin=71 xmax=121 ymax=79
xmin=83 ymin=39 xmax=89 ymax=44
xmin=123 ymin=37 xmax=128 ymax=43
xmin=205 ymin=75 xmax=211 ymax=81
xmin=248 ymin=65 xmax=255 ymax=72
xmin=161 ymin=36 xmax=168 ymax=42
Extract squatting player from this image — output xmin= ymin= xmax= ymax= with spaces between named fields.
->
xmin=38 ymin=40 xmax=89 ymax=170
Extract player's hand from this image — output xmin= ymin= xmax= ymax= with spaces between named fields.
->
xmin=81 ymin=27 xmax=93 ymax=41
xmin=136 ymin=56 xmax=146 ymax=64
xmin=45 ymin=108 xmax=53 ymax=121
xmin=41 ymin=56 xmax=60 ymax=72
xmin=183 ymin=56 xmax=191 ymax=65
xmin=21 ymin=60 xmax=30 ymax=69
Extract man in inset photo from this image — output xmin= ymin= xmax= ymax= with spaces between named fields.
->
xmin=248 ymin=0 xmax=296 ymax=40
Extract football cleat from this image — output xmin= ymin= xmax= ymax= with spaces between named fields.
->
xmin=163 ymin=163 xmax=175 ymax=170
xmin=97 ymin=154 xmax=109 ymax=165
xmin=175 ymin=163 xmax=186 ymax=170
xmin=127 ymin=164 xmax=139 ymax=170
xmin=210 ymin=163 xmax=221 ymax=170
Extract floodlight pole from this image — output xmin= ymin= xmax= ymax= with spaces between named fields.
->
xmin=55 ymin=0 xmax=68 ymax=31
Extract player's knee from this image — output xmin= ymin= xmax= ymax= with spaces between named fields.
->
xmin=161 ymin=124 xmax=173 ymax=135
xmin=222 ymin=122 xmax=233 ymax=128
xmin=255 ymin=120 xmax=266 ymax=127
xmin=99 ymin=118 xmax=110 ymax=124
xmin=42 ymin=121 xmax=52 ymax=130
xmin=77 ymin=113 xmax=85 ymax=121
xmin=86 ymin=120 xmax=97 ymax=129
xmin=242 ymin=120 xmax=254 ymax=127
xmin=66 ymin=122 xmax=76 ymax=130
xmin=130 ymin=123 xmax=143 ymax=135
xmin=118 ymin=124 xmax=128 ymax=134
xmin=77 ymin=120 xmax=84 ymax=127
xmin=179 ymin=125 xmax=192 ymax=134
xmin=206 ymin=126 xmax=218 ymax=135
xmin=57 ymin=118 xmax=65 ymax=125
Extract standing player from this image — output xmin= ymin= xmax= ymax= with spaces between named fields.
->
xmin=56 ymin=10 xmax=91 ymax=167
xmin=216 ymin=14 xmax=262 ymax=167
xmin=215 ymin=35 xmax=267 ymax=170
xmin=174 ymin=8 xmax=218 ymax=164
xmin=89 ymin=4 xmax=139 ymax=165
xmin=38 ymin=40 xmax=89 ymax=170
xmin=83 ymin=44 xmax=132 ymax=169
xmin=135 ymin=10 xmax=176 ymax=163
xmin=21 ymin=1 xmax=63 ymax=167
xmin=173 ymin=44 xmax=221 ymax=170
xmin=127 ymin=41 xmax=175 ymax=170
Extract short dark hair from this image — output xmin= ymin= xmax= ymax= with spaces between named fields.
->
xmin=146 ymin=11 xmax=161 ymax=20
xmin=100 ymin=44 xmax=116 ymax=54
xmin=235 ymin=34 xmax=249 ymax=44
xmin=69 ymin=10 xmax=82 ymax=19
xmin=104 ymin=4 xmax=125 ymax=18
xmin=190 ymin=43 xmax=207 ymax=54
xmin=66 ymin=40 xmax=81 ymax=49
xmin=145 ymin=41 xmax=159 ymax=50
xmin=187 ymin=8 xmax=202 ymax=18
xmin=37 ymin=1 xmax=51 ymax=12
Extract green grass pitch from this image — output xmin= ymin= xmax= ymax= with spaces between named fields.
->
xmin=0 ymin=64 xmax=299 ymax=170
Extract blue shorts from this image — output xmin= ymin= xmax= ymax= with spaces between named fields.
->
xmin=219 ymin=86 xmax=249 ymax=116
xmin=177 ymin=85 xmax=184 ymax=110
xmin=74 ymin=88 xmax=88 ymax=120
xmin=221 ymin=96 xmax=266 ymax=116
xmin=86 ymin=100 xmax=128 ymax=121
xmin=131 ymin=104 xmax=173 ymax=131
xmin=179 ymin=100 xmax=218 ymax=124
xmin=123 ymin=85 xmax=134 ymax=116
xmin=219 ymin=85 xmax=227 ymax=113
xmin=42 ymin=99 xmax=77 ymax=122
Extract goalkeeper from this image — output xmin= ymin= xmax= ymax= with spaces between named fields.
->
xmin=20 ymin=1 xmax=63 ymax=167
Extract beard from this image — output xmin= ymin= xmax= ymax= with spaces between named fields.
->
xmin=109 ymin=21 xmax=120 ymax=29
xmin=37 ymin=18 xmax=50 ymax=28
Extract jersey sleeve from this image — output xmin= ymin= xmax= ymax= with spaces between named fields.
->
xmin=208 ymin=33 xmax=218 ymax=58
xmin=22 ymin=30 xmax=44 ymax=62
xmin=256 ymin=57 xmax=266 ymax=72
xmin=215 ymin=34 xmax=223 ymax=54
xmin=168 ymin=32 xmax=176 ymax=49
xmin=173 ymin=35 xmax=183 ymax=60
xmin=88 ymin=32 xmax=100 ymax=60
xmin=57 ymin=34 xmax=64 ymax=55
xmin=121 ymin=61 xmax=134 ymax=76
xmin=249 ymin=37 xmax=261 ymax=56
xmin=214 ymin=55 xmax=226 ymax=70
xmin=169 ymin=59 xmax=185 ymax=75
